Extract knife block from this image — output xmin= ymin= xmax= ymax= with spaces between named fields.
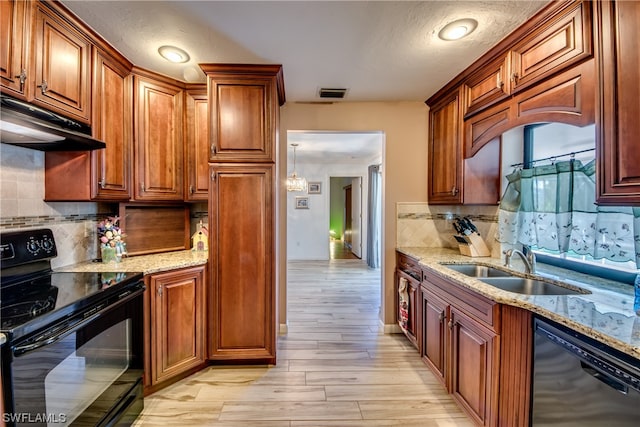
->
xmin=456 ymin=233 xmax=491 ymax=257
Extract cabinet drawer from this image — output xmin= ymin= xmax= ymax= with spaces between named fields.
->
xmin=462 ymin=55 xmax=511 ymax=118
xmin=396 ymin=252 xmax=422 ymax=281
xmin=423 ymin=267 xmax=499 ymax=332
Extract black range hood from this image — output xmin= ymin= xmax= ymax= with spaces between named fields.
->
xmin=0 ymin=95 xmax=106 ymax=151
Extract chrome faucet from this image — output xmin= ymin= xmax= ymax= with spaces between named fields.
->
xmin=503 ymin=247 xmax=536 ymax=274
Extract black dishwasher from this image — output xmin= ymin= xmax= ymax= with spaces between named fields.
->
xmin=532 ymin=317 xmax=640 ymax=426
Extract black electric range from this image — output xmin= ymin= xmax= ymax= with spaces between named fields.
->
xmin=0 ymin=229 xmax=143 ymax=343
xmin=0 ymin=228 xmax=145 ymax=427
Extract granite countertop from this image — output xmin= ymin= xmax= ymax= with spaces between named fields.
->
xmin=56 ymin=250 xmax=208 ymax=275
xmin=397 ymin=247 xmax=640 ymax=360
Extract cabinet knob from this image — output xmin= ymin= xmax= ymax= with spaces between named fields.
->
xmin=157 ymin=285 xmax=163 ymax=297
xmin=210 ymin=143 xmax=217 ymax=156
xmin=15 ymin=69 xmax=27 ymax=91
xmin=511 ymin=72 xmax=519 ymax=84
xmin=189 ymin=184 xmax=194 ymax=194
xmin=451 ymin=187 xmax=458 ymax=196
xmin=140 ymin=182 xmax=145 ymax=192
xmin=37 ymin=80 xmax=48 ymax=94
xmin=211 ymin=171 xmax=216 ymax=182
xmin=497 ymin=75 xmax=504 ymax=89
xmin=99 ymin=178 xmax=106 ymax=189
xmin=439 ymin=311 xmax=446 ymax=322
xmin=448 ymin=319 xmax=454 ymax=329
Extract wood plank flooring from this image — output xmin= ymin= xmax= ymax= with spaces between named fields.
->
xmin=135 ymin=260 xmax=474 ymax=426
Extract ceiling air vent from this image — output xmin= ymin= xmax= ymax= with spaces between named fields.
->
xmin=318 ymin=88 xmax=348 ymax=99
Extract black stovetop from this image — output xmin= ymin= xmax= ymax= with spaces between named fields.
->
xmin=0 ymin=270 xmax=143 ymax=341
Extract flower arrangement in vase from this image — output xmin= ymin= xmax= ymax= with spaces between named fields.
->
xmin=98 ymin=216 xmax=127 ymax=263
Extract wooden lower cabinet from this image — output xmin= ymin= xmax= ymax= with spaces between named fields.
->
xmin=208 ymin=163 xmax=275 ymax=363
xmin=421 ymin=287 xmax=447 ymax=384
xmin=420 ymin=267 xmax=531 ymax=427
xmin=145 ymin=265 xmax=206 ymax=392
xmin=450 ymin=307 xmax=499 ymax=427
xmin=396 ymin=269 xmax=420 ymax=349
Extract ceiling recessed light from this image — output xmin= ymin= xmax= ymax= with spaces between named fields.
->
xmin=438 ymin=18 xmax=478 ymax=41
xmin=158 ymin=45 xmax=190 ymax=63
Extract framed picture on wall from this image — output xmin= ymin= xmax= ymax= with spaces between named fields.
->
xmin=308 ymin=182 xmax=321 ymax=194
xmin=295 ymin=196 xmax=309 ymax=209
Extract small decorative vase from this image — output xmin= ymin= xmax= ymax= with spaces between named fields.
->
xmin=101 ymin=246 xmax=119 ymax=263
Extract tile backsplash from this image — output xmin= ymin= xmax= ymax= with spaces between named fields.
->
xmin=396 ymin=202 xmax=502 ymax=258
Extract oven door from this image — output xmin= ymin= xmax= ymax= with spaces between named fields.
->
xmin=4 ymin=284 xmax=144 ymax=427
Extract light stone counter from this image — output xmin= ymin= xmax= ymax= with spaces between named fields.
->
xmin=56 ymin=250 xmax=208 ymax=275
xmin=397 ymin=247 xmax=640 ymax=360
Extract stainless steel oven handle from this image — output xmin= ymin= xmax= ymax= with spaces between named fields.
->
xmin=13 ymin=312 xmax=102 ymax=356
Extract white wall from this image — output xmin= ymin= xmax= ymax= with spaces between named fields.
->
xmin=287 ymin=161 xmax=370 ymax=260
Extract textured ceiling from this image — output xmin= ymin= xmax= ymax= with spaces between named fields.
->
xmin=61 ymin=1 xmax=548 ymax=163
xmin=62 ymin=0 xmax=548 ymax=103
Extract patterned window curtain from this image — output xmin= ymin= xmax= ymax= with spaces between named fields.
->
xmin=497 ymin=159 xmax=640 ymax=268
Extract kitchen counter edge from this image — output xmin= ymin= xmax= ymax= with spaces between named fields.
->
xmin=397 ymin=247 xmax=640 ymax=361
xmin=56 ymin=250 xmax=208 ymax=275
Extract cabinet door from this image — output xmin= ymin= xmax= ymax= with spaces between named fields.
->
xmin=134 ymin=76 xmax=184 ymax=201
xmin=185 ymin=87 xmax=209 ymax=201
xmin=396 ymin=270 xmax=419 ymax=349
xmin=595 ymin=0 xmax=640 ymax=205
xmin=462 ymin=55 xmax=510 ymax=118
xmin=91 ymin=48 xmax=132 ymax=200
xmin=204 ymin=64 xmax=281 ymax=162
xmin=209 ymin=163 xmax=275 ymax=362
xmin=428 ymin=90 xmax=462 ymax=204
xmin=450 ymin=307 xmax=498 ymax=427
xmin=32 ymin=3 xmax=91 ymax=122
xmin=1 ymin=0 xmax=30 ymax=98
xmin=149 ymin=266 xmax=206 ymax=385
xmin=421 ymin=287 xmax=448 ymax=386
xmin=510 ymin=0 xmax=592 ymax=94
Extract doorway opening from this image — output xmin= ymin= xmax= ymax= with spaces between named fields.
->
xmin=329 ymin=177 xmax=362 ymax=260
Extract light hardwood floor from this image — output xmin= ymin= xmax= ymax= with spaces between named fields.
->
xmin=135 ymin=260 xmax=474 ymax=426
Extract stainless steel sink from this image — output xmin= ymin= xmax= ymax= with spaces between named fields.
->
xmin=444 ymin=264 xmax=513 ymax=277
xmin=478 ymin=277 xmax=590 ymax=295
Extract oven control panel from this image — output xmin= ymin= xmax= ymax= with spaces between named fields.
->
xmin=0 ymin=228 xmax=57 ymax=268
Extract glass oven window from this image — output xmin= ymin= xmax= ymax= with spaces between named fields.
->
xmin=43 ymin=319 xmax=131 ymax=426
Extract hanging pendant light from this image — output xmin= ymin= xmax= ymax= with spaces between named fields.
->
xmin=286 ymin=143 xmax=307 ymax=192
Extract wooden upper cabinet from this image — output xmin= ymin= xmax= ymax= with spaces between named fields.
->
xmin=1 ymin=0 xmax=31 ymax=98
xmin=462 ymin=55 xmax=511 ymax=118
xmin=428 ymin=90 xmax=463 ymax=204
xmin=201 ymin=64 xmax=284 ymax=163
xmin=510 ymin=0 xmax=592 ymax=94
xmin=458 ymin=0 xmax=592 ymax=119
xmin=90 ymin=48 xmax=132 ymax=200
xmin=595 ymin=0 xmax=640 ymax=205
xmin=44 ymin=48 xmax=133 ymax=202
xmin=31 ymin=2 xmax=92 ymax=122
xmin=133 ymin=72 xmax=184 ymax=201
xmin=185 ymin=86 xmax=209 ymax=201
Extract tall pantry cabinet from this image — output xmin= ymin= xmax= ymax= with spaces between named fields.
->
xmin=201 ymin=64 xmax=284 ymax=363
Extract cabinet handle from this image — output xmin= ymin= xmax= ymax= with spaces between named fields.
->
xmin=511 ymin=72 xmax=519 ymax=84
xmin=211 ymin=171 xmax=216 ymax=182
xmin=99 ymin=178 xmax=106 ymax=189
xmin=439 ymin=311 xmax=445 ymax=322
xmin=210 ymin=143 xmax=217 ymax=156
xmin=189 ymin=184 xmax=194 ymax=194
xmin=140 ymin=182 xmax=145 ymax=192
xmin=448 ymin=319 xmax=454 ymax=329
xmin=37 ymin=80 xmax=48 ymax=94
xmin=15 ymin=69 xmax=27 ymax=91
xmin=451 ymin=187 xmax=458 ymax=196
xmin=157 ymin=285 xmax=163 ymax=297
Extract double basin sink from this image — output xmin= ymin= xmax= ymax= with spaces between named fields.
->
xmin=442 ymin=263 xmax=591 ymax=296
